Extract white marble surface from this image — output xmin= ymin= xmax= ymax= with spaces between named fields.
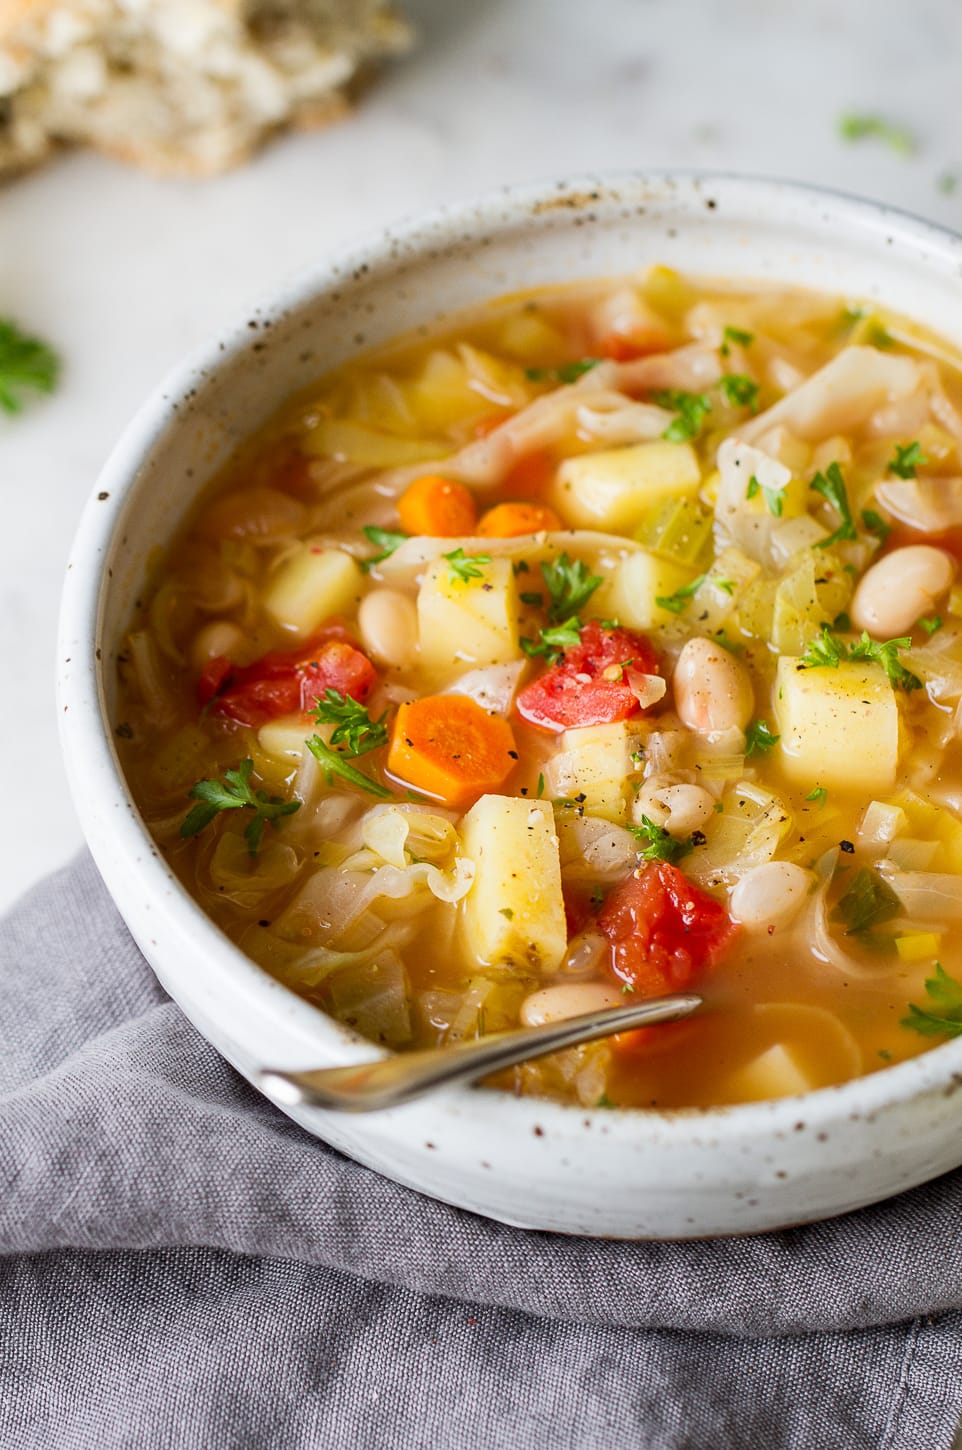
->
xmin=4 ymin=0 xmax=962 ymax=913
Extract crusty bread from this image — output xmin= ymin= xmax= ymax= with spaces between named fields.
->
xmin=0 ymin=0 xmax=412 ymax=176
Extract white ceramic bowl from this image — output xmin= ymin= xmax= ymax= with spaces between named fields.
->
xmin=58 ymin=173 xmax=962 ymax=1238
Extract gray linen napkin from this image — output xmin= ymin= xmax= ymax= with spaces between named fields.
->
xmin=2 ymin=854 xmax=962 ymax=1449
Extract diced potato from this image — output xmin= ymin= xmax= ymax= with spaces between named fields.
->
xmin=725 ymin=1043 xmax=815 ymax=1102
xmin=892 ymin=789 xmax=962 ymax=873
xmin=550 ymin=440 xmax=700 ymax=531
xmin=417 ymin=557 xmax=519 ymax=672
xmin=263 ymin=546 xmax=363 ymax=641
xmin=895 ymin=933 xmax=942 ymax=963
xmin=771 ymin=550 xmax=852 ymax=655
xmin=687 ymin=547 xmax=761 ymax=633
xmin=590 ymin=550 xmax=698 ymax=631
xmin=544 ymin=722 xmax=646 ymax=823
xmin=459 ymin=796 xmax=567 ymax=973
xmin=774 ymin=657 xmax=899 ymax=792
xmin=258 ymin=713 xmax=313 ymax=761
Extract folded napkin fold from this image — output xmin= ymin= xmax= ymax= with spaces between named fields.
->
xmin=2 ymin=854 xmax=962 ymax=1449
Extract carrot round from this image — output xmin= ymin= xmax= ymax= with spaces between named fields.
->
xmin=477 ymin=501 xmax=562 ymax=538
xmin=387 ymin=695 xmax=518 ymax=808
xmin=397 ymin=475 xmax=477 ymax=537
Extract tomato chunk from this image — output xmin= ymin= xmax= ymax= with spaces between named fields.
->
xmin=598 ymin=861 xmax=738 ymax=997
xmin=200 ymin=638 xmax=377 ymax=727
xmin=516 ymin=620 xmax=660 ymax=732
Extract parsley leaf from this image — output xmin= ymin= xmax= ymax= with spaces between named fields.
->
xmin=0 ymin=319 xmax=60 ymax=414
xmin=720 ymin=325 xmax=754 ymax=356
xmin=811 ymin=462 xmax=858 ymax=548
xmin=306 ymin=735 xmax=392 ymax=797
xmin=799 ymin=625 xmax=846 ymax=669
xmin=361 ymin=525 xmax=408 ymax=572
xmin=918 ymin=615 xmax=943 ymax=636
xmin=540 ymin=552 xmax=602 ymax=622
xmin=520 ymin=615 xmax=582 ymax=662
xmin=746 ymin=473 xmax=784 ymax=516
xmin=526 ymin=358 xmax=601 ymax=384
xmin=652 ymin=388 xmax=712 ymax=443
xmin=180 ymin=759 xmax=300 ymax=856
xmin=805 ymin=787 xmax=828 ymax=806
xmin=444 ymin=547 xmax=492 ymax=583
xmin=744 ymin=719 xmax=780 ymax=756
xmin=832 ymin=867 xmax=903 ymax=935
xmin=720 ymin=374 xmax=760 ymax=412
xmin=849 ymin=632 xmax=922 ymax=692
xmin=861 ymin=508 xmax=892 ymax=545
xmin=901 ymin=963 xmax=962 ymax=1038
xmin=655 ymin=573 xmax=706 ymax=615
xmin=838 ymin=113 xmax=915 ymax=155
xmin=888 ymin=441 xmax=929 ymax=479
xmin=627 ymin=814 xmax=694 ymax=864
xmin=310 ymin=689 xmax=388 ymax=756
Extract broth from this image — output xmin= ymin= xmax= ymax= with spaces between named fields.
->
xmin=116 ymin=267 xmax=962 ymax=1109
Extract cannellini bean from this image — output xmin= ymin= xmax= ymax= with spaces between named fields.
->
xmin=633 ymin=782 xmax=715 ymax=838
xmin=729 ymin=862 xmax=814 ymax=932
xmin=520 ymin=981 xmax=623 ymax=1027
xmin=672 ymin=637 xmax=754 ymax=738
xmin=190 ymin=620 xmax=248 ymax=673
xmin=851 ymin=545 xmax=955 ymax=637
xmin=358 ymin=588 xmax=419 ymax=668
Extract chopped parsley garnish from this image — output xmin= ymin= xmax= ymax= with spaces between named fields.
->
xmin=888 ymin=441 xmax=928 ymax=479
xmin=810 ymin=462 xmax=858 ymax=548
xmin=833 ymin=867 xmax=903 ymax=935
xmin=526 ymin=358 xmax=601 ymax=384
xmin=180 ymin=759 xmax=301 ymax=856
xmin=746 ymin=473 xmax=784 ymax=516
xmin=918 ymin=615 xmax=943 ymax=636
xmin=540 ymin=552 xmax=602 ymax=622
xmin=536 ymin=772 xmax=545 ymax=799
xmin=720 ymin=325 xmax=754 ymax=356
xmin=519 ymin=591 xmax=545 ymax=607
xmin=306 ymin=735 xmax=392 ymax=798
xmin=861 ymin=509 xmax=892 ymax=545
xmin=652 ymin=388 xmax=712 ymax=443
xmin=719 ymin=374 xmax=760 ymax=412
xmin=798 ymin=626 xmax=921 ymax=692
xmin=627 ymin=814 xmax=694 ymax=864
xmin=499 ymin=907 xmax=515 ymax=920
xmin=901 ymin=963 xmax=962 ymax=1038
xmin=837 ymin=113 xmax=916 ymax=156
xmin=521 ymin=615 xmax=582 ymax=662
xmin=805 ymin=787 xmax=828 ymax=806
xmin=361 ymin=525 xmax=407 ymax=572
xmin=744 ymin=719 xmax=780 ymax=756
xmin=310 ymin=689 xmax=388 ymax=756
xmin=444 ymin=547 xmax=492 ymax=583
xmin=655 ymin=572 xmax=706 ymax=614
xmin=0 ymin=319 xmax=60 ymax=414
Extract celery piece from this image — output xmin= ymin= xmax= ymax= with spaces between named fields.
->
xmin=637 ymin=496 xmax=714 ymax=567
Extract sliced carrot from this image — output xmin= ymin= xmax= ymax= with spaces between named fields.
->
xmin=477 ymin=501 xmax=562 ymax=538
xmin=387 ymin=695 xmax=518 ymax=809
xmin=499 ymin=448 xmax=556 ymax=499
xmin=473 ymin=411 xmax=514 ymax=439
xmin=397 ymin=475 xmax=478 ymax=537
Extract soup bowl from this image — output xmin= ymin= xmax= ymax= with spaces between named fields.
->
xmin=58 ymin=172 xmax=962 ymax=1239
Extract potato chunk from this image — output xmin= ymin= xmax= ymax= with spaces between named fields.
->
xmin=591 ymin=550 xmax=697 ymax=631
xmin=774 ymin=657 xmax=899 ymax=792
xmin=459 ymin=796 xmax=566 ymax=973
xmin=263 ymin=546 xmax=363 ymax=641
xmin=550 ymin=440 xmax=700 ymax=531
xmin=417 ymin=557 xmax=519 ymax=672
xmin=544 ymin=722 xmax=646 ymax=823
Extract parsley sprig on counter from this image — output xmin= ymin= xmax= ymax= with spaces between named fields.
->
xmin=180 ymin=759 xmax=301 ymax=856
xmin=0 ymin=319 xmax=60 ymax=414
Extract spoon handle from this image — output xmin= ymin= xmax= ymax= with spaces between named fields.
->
xmin=257 ymin=994 xmax=701 ymax=1113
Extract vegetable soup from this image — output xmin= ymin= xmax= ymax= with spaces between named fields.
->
xmin=116 ymin=268 xmax=962 ymax=1109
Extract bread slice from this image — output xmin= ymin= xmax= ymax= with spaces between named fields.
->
xmin=0 ymin=0 xmax=412 ymax=175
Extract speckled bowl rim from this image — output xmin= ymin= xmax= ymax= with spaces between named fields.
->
xmin=57 ymin=169 xmax=962 ymax=1156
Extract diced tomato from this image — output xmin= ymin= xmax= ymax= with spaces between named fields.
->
xmin=200 ymin=637 xmax=377 ymax=727
xmin=516 ymin=620 xmax=661 ymax=732
xmin=598 ymin=861 xmax=738 ymax=997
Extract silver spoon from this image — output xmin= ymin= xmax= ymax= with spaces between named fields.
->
xmin=257 ymin=993 xmax=701 ymax=1112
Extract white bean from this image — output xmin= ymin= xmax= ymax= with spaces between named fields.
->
xmin=634 ymin=782 xmax=715 ymax=838
xmin=672 ymin=637 xmax=754 ymax=738
xmin=729 ymin=862 xmax=814 ymax=932
xmin=851 ymin=545 xmax=955 ymax=638
xmin=520 ymin=981 xmax=623 ymax=1027
xmin=190 ymin=620 xmax=248 ymax=673
xmin=358 ymin=588 xmax=419 ymax=668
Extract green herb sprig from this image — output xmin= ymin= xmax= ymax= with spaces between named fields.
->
xmin=311 ymin=689 xmax=388 ymax=756
xmin=627 ymin=814 xmax=694 ymax=864
xmin=444 ymin=547 xmax=492 ymax=583
xmin=180 ymin=759 xmax=300 ymax=855
xmin=902 ymin=963 xmax=962 ymax=1038
xmin=652 ymin=389 xmax=712 ymax=443
xmin=361 ymin=525 xmax=408 ymax=572
xmin=306 ymin=736 xmax=392 ymax=797
xmin=526 ymin=358 xmax=600 ymax=384
xmin=744 ymin=719 xmax=780 ymax=756
xmin=0 ymin=319 xmax=60 ymax=414
xmin=888 ymin=441 xmax=928 ymax=479
xmin=810 ymin=462 xmax=858 ymax=548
